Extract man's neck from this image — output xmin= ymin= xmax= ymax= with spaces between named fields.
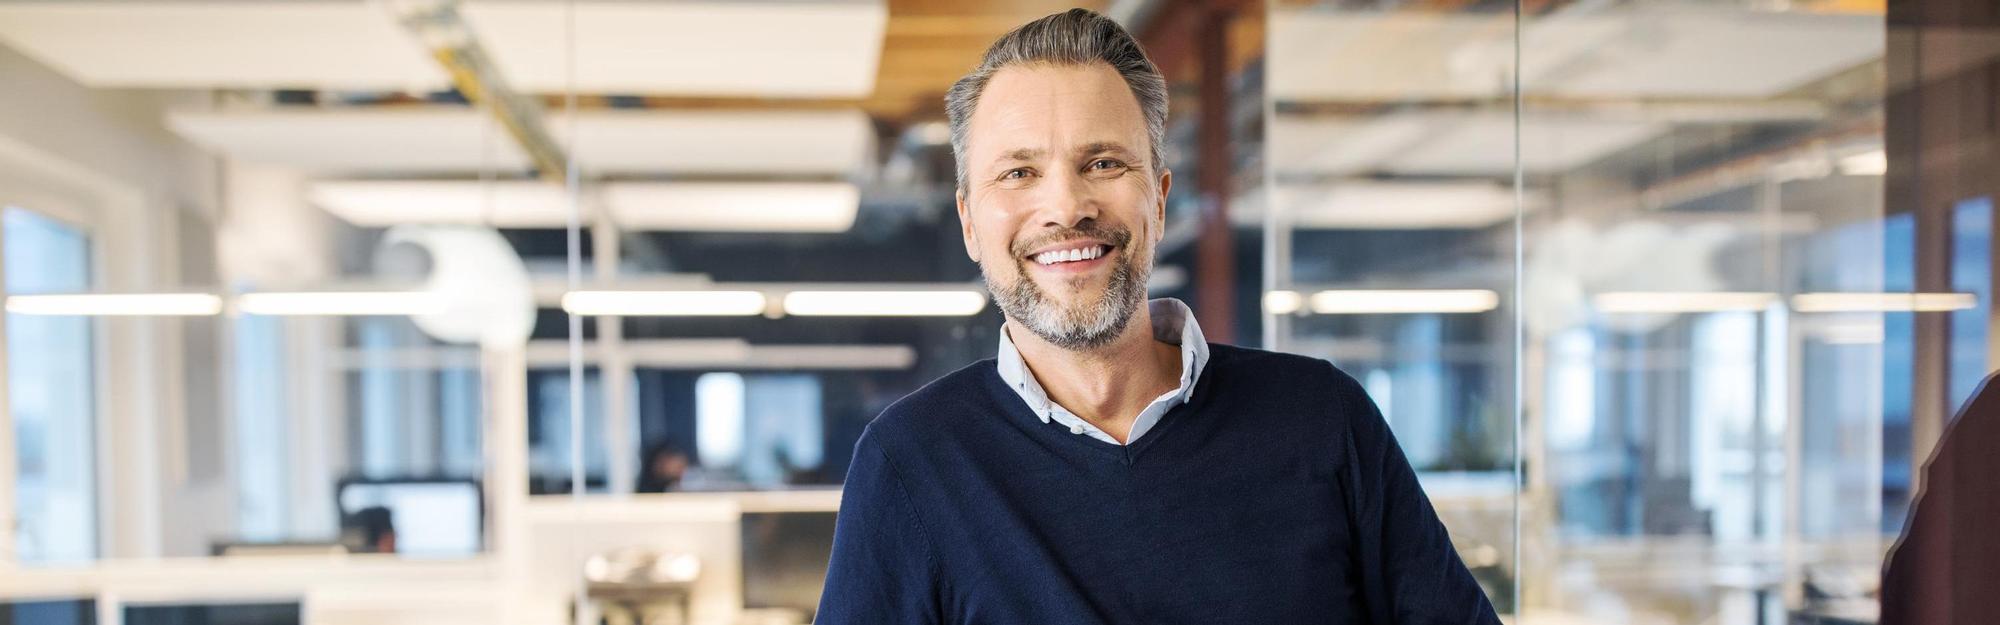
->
xmin=1008 ymin=306 xmax=1182 ymax=443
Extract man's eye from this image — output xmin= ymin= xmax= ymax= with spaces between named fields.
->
xmin=1001 ymin=169 xmax=1031 ymax=180
xmin=1089 ymin=159 xmax=1124 ymax=171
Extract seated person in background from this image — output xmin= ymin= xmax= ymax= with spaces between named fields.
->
xmin=637 ymin=439 xmax=691 ymax=493
xmin=340 ymin=506 xmax=396 ymax=554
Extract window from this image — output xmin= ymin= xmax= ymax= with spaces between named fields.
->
xmin=4 ymin=206 xmax=96 ymax=563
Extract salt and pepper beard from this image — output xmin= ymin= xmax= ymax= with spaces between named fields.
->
xmin=982 ymin=223 xmax=1149 ymax=351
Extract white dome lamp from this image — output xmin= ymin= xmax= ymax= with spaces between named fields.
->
xmin=375 ymin=225 xmax=536 ymax=349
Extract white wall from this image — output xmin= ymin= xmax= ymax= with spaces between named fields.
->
xmin=0 ymin=42 xmax=224 ymax=560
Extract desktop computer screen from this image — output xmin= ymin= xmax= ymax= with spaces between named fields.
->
xmin=336 ymin=478 xmax=483 ymax=557
xmin=0 ymin=599 xmax=94 ymax=625
xmin=122 ymin=602 xmax=298 ymax=625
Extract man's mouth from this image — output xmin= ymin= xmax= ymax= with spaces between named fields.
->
xmin=1030 ymin=243 xmax=1112 ymax=266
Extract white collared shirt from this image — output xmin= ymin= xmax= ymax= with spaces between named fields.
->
xmin=995 ymin=298 xmax=1211 ymax=445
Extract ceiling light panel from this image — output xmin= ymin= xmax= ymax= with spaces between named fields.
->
xmin=555 ymin=110 xmax=873 ymax=176
xmin=169 ymin=109 xmax=871 ymax=176
xmin=0 ymin=1 xmax=444 ymax=89
xmin=461 ymin=1 xmax=888 ymax=97
xmin=308 ymin=180 xmax=577 ymax=228
xmin=169 ymin=109 xmax=531 ymax=174
xmin=602 ymin=182 xmax=859 ymax=233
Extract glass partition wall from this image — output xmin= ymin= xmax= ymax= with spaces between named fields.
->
xmin=0 ymin=0 xmax=1971 ymax=624
xmin=1267 ymin=0 xmax=1920 ymax=623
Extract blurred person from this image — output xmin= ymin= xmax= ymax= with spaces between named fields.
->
xmin=637 ymin=439 xmax=692 ymax=493
xmin=817 ymin=8 xmax=1499 ymax=624
xmin=342 ymin=506 xmax=396 ymax=554
xmin=1881 ymin=372 xmax=2000 ymax=625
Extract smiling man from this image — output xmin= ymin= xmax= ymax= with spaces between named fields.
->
xmin=816 ymin=8 xmax=1501 ymax=625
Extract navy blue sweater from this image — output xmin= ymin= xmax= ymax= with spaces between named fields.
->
xmin=816 ymin=344 xmax=1500 ymax=624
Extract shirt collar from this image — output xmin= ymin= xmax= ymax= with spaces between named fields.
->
xmin=994 ymin=297 xmax=1210 ymax=420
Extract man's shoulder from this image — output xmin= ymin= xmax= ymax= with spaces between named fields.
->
xmin=1203 ymin=342 xmax=1359 ymax=392
xmin=1201 ymin=343 xmax=1377 ymax=438
xmin=863 ymin=358 xmax=999 ymax=446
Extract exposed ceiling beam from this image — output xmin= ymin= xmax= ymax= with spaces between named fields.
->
xmin=386 ymin=0 xmax=569 ymax=183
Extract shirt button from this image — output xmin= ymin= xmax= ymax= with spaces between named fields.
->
xmin=1069 ymin=423 xmax=1084 ymax=435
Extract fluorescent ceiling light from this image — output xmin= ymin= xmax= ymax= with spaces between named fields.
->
xmin=1837 ymin=150 xmax=1887 ymax=176
xmin=603 ymin=182 xmax=859 ymax=233
xmin=561 ymin=290 xmax=768 ymax=317
xmin=782 ymin=291 xmax=987 ymax=317
xmin=237 ymin=291 xmax=446 ymax=316
xmin=1307 ymin=290 xmax=1499 ymax=314
xmin=1594 ymin=291 xmax=1777 ymax=313
xmin=1264 ymin=290 xmax=1305 ymax=315
xmin=1792 ymin=292 xmax=1975 ymax=313
xmin=5 ymin=293 xmax=222 ymax=316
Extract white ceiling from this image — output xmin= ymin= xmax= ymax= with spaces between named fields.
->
xmin=0 ymin=1 xmax=445 ymax=90
xmin=167 ymin=108 xmax=531 ymax=173
xmin=307 ymin=179 xmax=860 ymax=232
xmin=459 ymin=1 xmax=886 ymax=97
xmin=168 ymin=108 xmax=875 ymax=176
xmin=1272 ymin=5 xmax=1883 ymax=102
xmin=1235 ymin=181 xmax=1543 ymax=230
xmin=0 ymin=0 xmax=888 ymax=98
xmin=1271 ymin=111 xmax=1665 ymax=177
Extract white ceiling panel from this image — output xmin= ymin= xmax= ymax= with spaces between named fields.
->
xmin=1536 ymin=9 xmax=1883 ymax=98
xmin=169 ymin=108 xmax=874 ymax=175
xmin=1387 ymin=113 xmax=1665 ymax=176
xmin=308 ymin=180 xmax=578 ymax=228
xmin=168 ymin=108 xmax=531 ymax=174
xmin=1270 ymin=115 xmax=1437 ymax=177
xmin=0 ymin=1 xmax=445 ymax=89
xmin=460 ymin=0 xmax=888 ymax=97
xmin=1236 ymin=182 xmax=1543 ymax=230
xmin=1272 ymin=5 xmax=1881 ymax=102
xmin=1272 ymin=111 xmax=1662 ymax=177
xmin=1270 ymin=12 xmax=1515 ymax=102
xmin=307 ymin=180 xmax=859 ymax=232
xmin=557 ymin=109 xmax=874 ymax=175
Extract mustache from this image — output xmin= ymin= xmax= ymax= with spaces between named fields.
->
xmin=1009 ymin=222 xmax=1134 ymax=259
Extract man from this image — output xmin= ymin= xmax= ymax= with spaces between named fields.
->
xmin=817 ymin=8 xmax=1500 ymax=624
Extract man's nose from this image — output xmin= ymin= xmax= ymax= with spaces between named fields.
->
xmin=1035 ymin=169 xmax=1099 ymax=229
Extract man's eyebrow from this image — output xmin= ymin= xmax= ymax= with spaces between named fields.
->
xmin=989 ymin=148 xmax=1044 ymax=167
xmin=1075 ymin=141 xmax=1138 ymax=159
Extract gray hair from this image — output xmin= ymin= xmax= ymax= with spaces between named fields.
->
xmin=943 ymin=8 xmax=1169 ymax=190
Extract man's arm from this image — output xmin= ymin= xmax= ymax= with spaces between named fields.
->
xmin=1332 ymin=364 xmax=1502 ymax=625
xmin=816 ymin=429 xmax=944 ymax=624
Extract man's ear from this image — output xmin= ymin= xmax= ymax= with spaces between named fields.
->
xmin=956 ymin=188 xmax=980 ymax=263
xmin=1154 ymin=169 xmax=1173 ymax=242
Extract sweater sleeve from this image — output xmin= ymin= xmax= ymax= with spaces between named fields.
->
xmin=816 ymin=427 xmax=944 ymax=625
xmin=1332 ymin=364 xmax=1502 ymax=625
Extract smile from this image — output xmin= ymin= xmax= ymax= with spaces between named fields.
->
xmin=1031 ymin=244 xmax=1111 ymax=266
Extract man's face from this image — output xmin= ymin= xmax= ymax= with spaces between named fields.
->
xmin=955 ymin=62 xmax=1171 ymax=351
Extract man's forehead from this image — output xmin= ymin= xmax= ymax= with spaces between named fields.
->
xmin=965 ymin=64 xmax=1148 ymax=159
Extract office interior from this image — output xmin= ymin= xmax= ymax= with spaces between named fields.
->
xmin=0 ymin=0 xmax=1988 ymax=623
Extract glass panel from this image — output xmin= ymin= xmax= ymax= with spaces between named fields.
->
xmin=1266 ymin=0 xmax=1521 ymax=614
xmin=1949 ymin=197 xmax=1992 ymax=413
xmin=1520 ymin=0 xmax=1893 ymax=623
xmin=4 ymin=206 xmax=96 ymax=563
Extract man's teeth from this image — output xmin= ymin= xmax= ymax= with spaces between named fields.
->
xmin=1034 ymin=245 xmax=1106 ymax=265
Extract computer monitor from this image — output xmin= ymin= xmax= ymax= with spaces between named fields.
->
xmin=122 ymin=602 xmax=299 ymax=625
xmin=0 ymin=599 xmax=95 ymax=625
xmin=334 ymin=478 xmax=483 ymax=557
